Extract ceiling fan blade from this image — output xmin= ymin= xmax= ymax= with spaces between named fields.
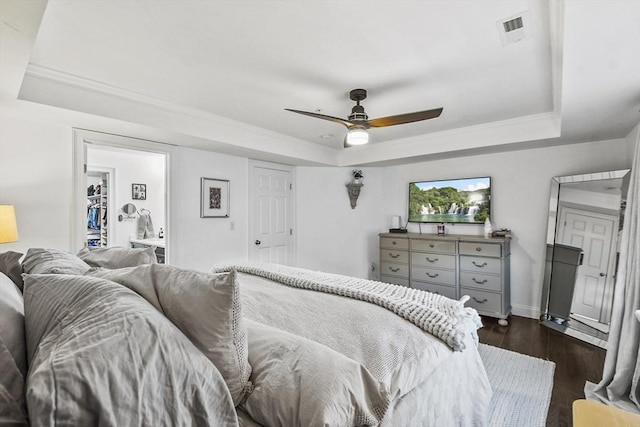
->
xmin=284 ymin=109 xmax=353 ymax=128
xmin=366 ymin=107 xmax=443 ymax=128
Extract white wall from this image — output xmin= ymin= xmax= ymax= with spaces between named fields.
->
xmin=169 ymin=147 xmax=249 ymax=271
xmin=296 ymin=167 xmax=385 ymax=279
xmin=296 ymin=138 xmax=634 ymax=318
xmin=627 ymin=122 xmax=640 ymax=159
xmin=560 ymin=187 xmax=621 ymax=212
xmin=87 ymin=146 xmax=166 ymax=247
xmin=0 ymin=115 xmax=73 ymax=251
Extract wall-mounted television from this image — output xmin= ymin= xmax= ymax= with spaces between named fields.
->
xmin=408 ymin=176 xmax=491 ymax=224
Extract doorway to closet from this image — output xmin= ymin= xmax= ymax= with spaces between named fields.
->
xmin=86 ymin=167 xmax=114 ymax=248
xmin=73 ymin=130 xmax=173 ymax=263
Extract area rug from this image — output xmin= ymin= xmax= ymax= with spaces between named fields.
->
xmin=479 ymin=343 xmax=555 ymax=427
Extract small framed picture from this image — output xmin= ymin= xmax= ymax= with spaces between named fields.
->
xmin=201 ymin=177 xmax=229 ymax=218
xmin=132 ymin=183 xmax=147 ymax=200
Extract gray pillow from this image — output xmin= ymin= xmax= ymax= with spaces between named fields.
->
xmin=0 ymin=251 xmax=23 ymax=291
xmin=0 ymin=272 xmax=28 ymax=425
xmin=77 ymin=246 xmax=157 ymax=268
xmin=22 ymin=248 xmax=90 ymax=276
xmin=87 ymin=264 xmax=252 ymax=406
xmin=23 ymin=274 xmax=238 ymax=426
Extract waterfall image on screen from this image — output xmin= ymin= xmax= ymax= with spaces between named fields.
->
xmin=408 ymin=177 xmax=491 ymax=224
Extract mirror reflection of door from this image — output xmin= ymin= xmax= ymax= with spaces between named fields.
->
xmin=541 ymin=169 xmax=629 ymax=347
xmin=556 ymin=207 xmax=617 ymax=330
xmin=555 ymin=177 xmax=622 ymax=333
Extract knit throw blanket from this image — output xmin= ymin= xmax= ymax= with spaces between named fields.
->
xmin=211 ymin=263 xmax=482 ymax=351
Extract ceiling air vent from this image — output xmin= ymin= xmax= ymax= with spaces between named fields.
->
xmin=503 ymin=17 xmax=523 ymax=33
xmin=497 ymin=11 xmax=531 ymax=46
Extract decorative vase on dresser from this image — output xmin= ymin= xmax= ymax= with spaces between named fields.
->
xmin=379 ymin=232 xmax=511 ymax=326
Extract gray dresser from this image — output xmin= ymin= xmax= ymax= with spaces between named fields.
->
xmin=379 ymin=232 xmax=511 ymax=325
xmin=379 ymin=235 xmax=410 ymax=287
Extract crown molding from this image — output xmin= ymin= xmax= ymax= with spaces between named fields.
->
xmin=20 ymin=62 xmax=564 ymax=167
xmin=19 ymin=64 xmax=340 ymax=165
xmin=338 ymin=111 xmax=561 ymax=166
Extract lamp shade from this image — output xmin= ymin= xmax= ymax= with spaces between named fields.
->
xmin=345 ymin=126 xmax=369 ymax=146
xmin=0 ymin=205 xmax=19 ymax=243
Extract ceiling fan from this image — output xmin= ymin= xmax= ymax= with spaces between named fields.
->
xmin=285 ymin=89 xmax=443 ymax=148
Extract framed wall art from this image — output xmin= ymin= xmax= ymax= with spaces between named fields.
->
xmin=132 ymin=183 xmax=147 ymax=200
xmin=200 ymin=177 xmax=229 ymax=218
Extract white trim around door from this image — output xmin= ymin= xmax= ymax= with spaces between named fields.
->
xmin=72 ymin=129 xmax=175 ymax=262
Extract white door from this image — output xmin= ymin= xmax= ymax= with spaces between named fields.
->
xmin=250 ymin=162 xmax=294 ymax=264
xmin=557 ymin=207 xmax=617 ymax=321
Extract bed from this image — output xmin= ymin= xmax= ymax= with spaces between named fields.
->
xmin=0 ymin=247 xmax=492 ymax=426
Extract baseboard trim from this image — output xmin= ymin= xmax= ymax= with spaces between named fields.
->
xmin=511 ymin=303 xmax=541 ymax=319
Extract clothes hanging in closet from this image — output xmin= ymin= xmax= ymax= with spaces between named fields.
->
xmin=87 ymin=205 xmax=100 ymax=229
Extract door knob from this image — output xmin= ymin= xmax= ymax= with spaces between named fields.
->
xmin=599 ymin=272 xmax=606 ymax=277
xmin=255 ymin=240 xmax=261 ymax=245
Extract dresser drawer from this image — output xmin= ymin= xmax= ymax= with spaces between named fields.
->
xmin=411 ymin=266 xmax=456 ymax=286
xmin=411 ymin=252 xmax=455 ymax=269
xmin=411 ymin=239 xmax=456 ymax=254
xmin=381 ymin=275 xmax=409 ymax=287
xmin=380 ymin=262 xmax=409 ymax=278
xmin=380 ymin=249 xmax=409 ymax=264
xmin=459 ymin=256 xmax=502 ymax=275
xmin=412 ymin=281 xmax=457 ymax=300
xmin=380 ymin=237 xmax=409 ymax=250
xmin=461 ymin=288 xmax=502 ymax=314
xmin=459 ymin=241 xmax=501 ymax=257
xmin=459 ymin=271 xmax=502 ymax=292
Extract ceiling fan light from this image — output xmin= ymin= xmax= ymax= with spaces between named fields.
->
xmin=345 ymin=127 xmax=369 ymax=146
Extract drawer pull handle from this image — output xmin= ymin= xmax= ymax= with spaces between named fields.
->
xmin=392 ymin=241 xmax=397 ymax=245
xmin=426 ymin=257 xmax=439 ymax=263
xmin=472 ymin=278 xmax=488 ymax=284
xmin=476 ymin=247 xmax=482 ymax=252
xmin=472 ymin=297 xmax=488 ymax=304
xmin=389 ymin=253 xmax=400 ymax=258
xmin=472 ymin=261 xmax=488 ymax=268
xmin=389 ymin=267 xmax=400 ymax=272
xmin=429 ymin=244 xmax=435 ymax=248
xmin=426 ymin=272 xmax=439 ymax=278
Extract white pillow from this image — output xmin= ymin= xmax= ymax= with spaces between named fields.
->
xmin=23 ymin=273 xmax=238 ymax=426
xmin=77 ymin=246 xmax=157 ymax=268
xmin=86 ymin=264 xmax=252 ymax=406
xmin=242 ymin=319 xmax=390 ymax=426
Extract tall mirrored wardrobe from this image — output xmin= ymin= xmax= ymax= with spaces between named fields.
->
xmin=540 ymin=169 xmax=630 ymax=348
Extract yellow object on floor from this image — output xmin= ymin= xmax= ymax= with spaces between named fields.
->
xmin=573 ymin=399 xmax=640 ymax=426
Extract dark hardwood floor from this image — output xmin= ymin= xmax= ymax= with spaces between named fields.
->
xmin=478 ymin=315 xmax=606 ymax=427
